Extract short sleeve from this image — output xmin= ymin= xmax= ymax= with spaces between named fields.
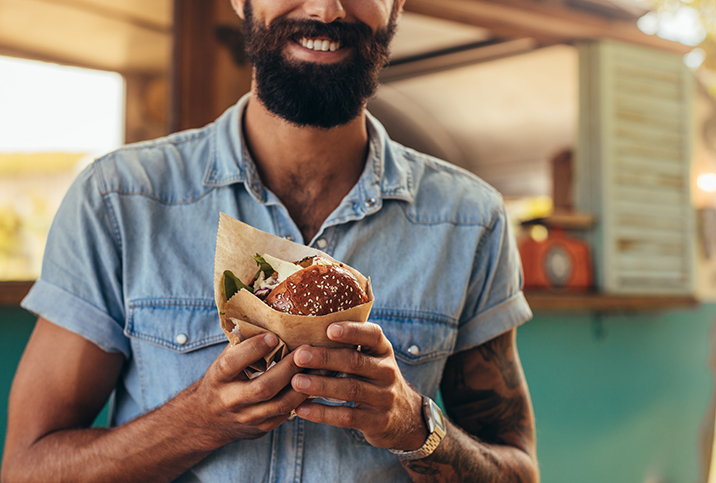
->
xmin=21 ymin=162 xmax=130 ymax=357
xmin=455 ymin=202 xmax=532 ymax=353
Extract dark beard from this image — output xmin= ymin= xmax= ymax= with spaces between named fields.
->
xmin=242 ymin=2 xmax=397 ymax=129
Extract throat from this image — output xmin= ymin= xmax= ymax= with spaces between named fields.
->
xmin=282 ymin=186 xmax=341 ymax=243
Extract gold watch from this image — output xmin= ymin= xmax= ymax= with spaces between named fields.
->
xmin=389 ymin=396 xmax=447 ymax=460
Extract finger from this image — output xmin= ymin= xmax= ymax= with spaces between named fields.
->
xmin=295 ymin=402 xmax=377 ymax=434
xmin=238 ymin=384 xmax=309 ymax=422
xmin=294 ymin=344 xmax=383 ymax=379
xmin=326 ymin=322 xmax=392 ymax=356
xmin=291 ymin=372 xmax=382 ymax=405
xmin=214 ymin=333 xmax=279 ymax=383
xmin=242 ymin=349 xmax=305 ymax=403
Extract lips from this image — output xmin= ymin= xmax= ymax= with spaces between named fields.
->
xmin=298 ymin=37 xmax=340 ymax=52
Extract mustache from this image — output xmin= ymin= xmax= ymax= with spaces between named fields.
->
xmin=245 ymin=17 xmax=384 ymax=63
xmin=260 ymin=18 xmax=371 ymax=46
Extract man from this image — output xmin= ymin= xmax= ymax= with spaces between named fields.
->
xmin=2 ymin=0 xmax=539 ymax=481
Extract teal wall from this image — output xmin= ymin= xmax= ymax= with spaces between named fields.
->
xmin=1 ymin=304 xmax=715 ymax=481
xmin=519 ymin=304 xmax=716 ymax=483
xmin=0 ymin=307 xmax=37 ymax=463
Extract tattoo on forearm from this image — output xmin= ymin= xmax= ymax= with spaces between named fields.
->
xmin=448 ymin=389 xmax=527 ymax=446
xmin=410 ymin=330 xmax=537 ymax=482
xmin=476 ymin=335 xmax=521 ymax=390
xmin=401 ymin=426 xmax=531 ymax=483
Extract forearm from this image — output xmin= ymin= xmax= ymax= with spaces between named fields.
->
xmin=400 ymin=420 xmax=538 ymax=483
xmin=3 ymin=382 xmax=218 ymax=483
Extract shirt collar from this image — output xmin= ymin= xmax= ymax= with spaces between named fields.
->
xmin=202 ymin=93 xmax=415 ymax=207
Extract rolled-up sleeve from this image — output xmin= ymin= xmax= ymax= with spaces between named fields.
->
xmin=455 ymin=202 xmax=532 ymax=353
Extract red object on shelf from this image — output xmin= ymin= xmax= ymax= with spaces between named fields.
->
xmin=519 ymin=228 xmax=593 ymax=290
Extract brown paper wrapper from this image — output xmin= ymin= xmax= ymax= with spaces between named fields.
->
xmin=214 ymin=213 xmax=374 ymax=377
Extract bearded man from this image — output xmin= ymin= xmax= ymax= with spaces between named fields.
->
xmin=2 ymin=1 xmax=539 ymax=482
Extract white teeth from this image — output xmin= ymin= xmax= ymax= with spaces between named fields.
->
xmin=299 ymin=38 xmax=340 ymax=52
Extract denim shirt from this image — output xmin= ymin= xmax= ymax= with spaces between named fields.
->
xmin=23 ymin=94 xmax=532 ymax=482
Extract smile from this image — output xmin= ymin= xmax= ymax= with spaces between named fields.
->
xmin=298 ymin=37 xmax=341 ymax=52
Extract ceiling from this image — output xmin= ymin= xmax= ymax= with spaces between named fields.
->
xmin=369 ymin=44 xmax=579 ymax=197
xmin=0 ymin=0 xmax=172 ymax=73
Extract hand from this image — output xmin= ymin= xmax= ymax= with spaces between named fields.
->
xmin=192 ymin=333 xmax=307 ymax=447
xmin=290 ymin=322 xmax=428 ymax=451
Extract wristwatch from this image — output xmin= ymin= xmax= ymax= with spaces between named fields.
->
xmin=389 ymin=396 xmax=447 ymax=460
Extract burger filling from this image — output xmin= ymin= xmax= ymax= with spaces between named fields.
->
xmin=224 ymin=253 xmax=333 ymax=302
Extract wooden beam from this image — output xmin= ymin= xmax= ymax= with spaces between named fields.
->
xmin=171 ymin=0 xmax=252 ymax=132
xmin=172 ymin=0 xmax=218 ymax=131
xmin=404 ymin=0 xmax=692 ymax=55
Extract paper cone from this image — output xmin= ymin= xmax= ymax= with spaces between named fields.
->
xmin=214 ymin=213 xmax=374 ymax=376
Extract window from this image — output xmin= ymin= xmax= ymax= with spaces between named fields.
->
xmin=0 ymin=56 xmax=124 ymax=281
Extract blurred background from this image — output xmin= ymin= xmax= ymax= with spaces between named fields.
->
xmin=2 ymin=0 xmax=716 ymax=481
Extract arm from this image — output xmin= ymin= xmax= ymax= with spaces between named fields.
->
xmin=288 ymin=323 xmax=538 ymax=482
xmin=402 ymin=328 xmax=538 ymax=482
xmin=2 ymin=317 xmax=306 ymax=483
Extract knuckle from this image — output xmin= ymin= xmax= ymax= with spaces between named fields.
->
xmin=234 ymin=411 xmax=256 ymax=426
xmin=273 ymin=398 xmax=295 ymax=415
xmin=319 ymin=348 xmax=331 ymax=367
xmin=251 ymin=379 xmax=273 ymax=401
xmin=215 ymin=356 xmax=233 ymax=379
xmin=346 ymin=379 xmax=362 ymax=401
xmin=217 ymin=390 xmax=235 ymax=413
xmin=382 ymin=363 xmax=399 ymax=384
xmin=369 ymin=323 xmax=384 ymax=344
xmin=348 ymin=350 xmax=365 ymax=372
xmin=340 ymin=410 xmax=357 ymax=428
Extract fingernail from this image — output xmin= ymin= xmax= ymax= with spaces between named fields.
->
xmin=294 ymin=374 xmax=310 ymax=390
xmin=264 ymin=333 xmax=278 ymax=347
xmin=328 ymin=324 xmax=343 ymax=339
xmin=296 ymin=405 xmax=310 ymax=417
xmin=296 ymin=349 xmax=312 ymax=365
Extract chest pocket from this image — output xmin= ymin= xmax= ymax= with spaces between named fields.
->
xmin=125 ymin=299 xmax=227 ymax=411
xmin=371 ymin=310 xmax=457 ymax=398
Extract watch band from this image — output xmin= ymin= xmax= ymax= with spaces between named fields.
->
xmin=389 ymin=396 xmax=447 ymax=461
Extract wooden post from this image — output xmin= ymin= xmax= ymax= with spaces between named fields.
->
xmin=171 ymin=0 xmax=252 ymax=133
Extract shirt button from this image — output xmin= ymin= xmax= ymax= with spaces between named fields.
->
xmin=408 ymin=345 xmax=420 ymax=356
xmin=316 ymin=238 xmax=328 ymax=249
xmin=284 ymin=234 xmax=295 ymax=242
xmin=175 ymin=333 xmax=188 ymax=345
xmin=366 ymin=198 xmax=377 ymax=208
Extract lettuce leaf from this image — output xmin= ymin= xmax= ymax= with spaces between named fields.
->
xmin=223 ymin=269 xmax=254 ymax=301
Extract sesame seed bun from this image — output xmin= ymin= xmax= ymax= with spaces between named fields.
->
xmin=264 ymin=263 xmax=369 ymax=316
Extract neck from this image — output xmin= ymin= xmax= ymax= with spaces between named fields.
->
xmin=242 ymin=91 xmax=369 ymax=241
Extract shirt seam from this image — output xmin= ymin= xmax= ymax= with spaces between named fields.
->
xmin=369 ymin=308 xmax=457 ymax=327
xmin=93 ymin=162 xmax=125 ymax=255
xmin=127 ymin=298 xmax=216 ymax=309
xmin=397 ymin=201 xmax=494 ymax=227
xmin=99 ymin=187 xmax=220 ymax=206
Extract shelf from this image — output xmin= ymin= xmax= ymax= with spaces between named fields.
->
xmin=0 ymin=282 xmax=34 ymax=307
xmin=525 ymin=290 xmax=699 ymax=313
xmin=521 ymin=212 xmax=595 ymax=230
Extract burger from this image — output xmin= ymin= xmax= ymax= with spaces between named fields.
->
xmin=224 ymin=254 xmax=369 ymax=316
